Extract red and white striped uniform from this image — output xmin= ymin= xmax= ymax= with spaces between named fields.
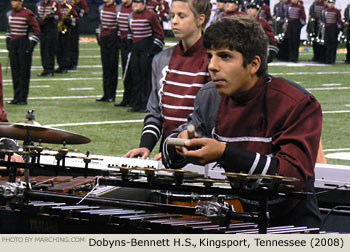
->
xmin=324 ymin=7 xmax=342 ymax=27
xmin=100 ymin=2 xmax=117 ymax=37
xmin=6 ymin=7 xmax=40 ymax=43
xmin=160 ymin=38 xmax=210 ymax=138
xmin=313 ymin=1 xmax=325 ymax=20
xmin=117 ymin=3 xmax=133 ymax=39
xmin=287 ymin=3 xmax=306 ymax=23
xmin=128 ymin=8 xmax=164 ymax=45
xmin=37 ymin=0 xmax=62 ymax=22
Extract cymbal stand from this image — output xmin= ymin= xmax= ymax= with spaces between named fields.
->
xmin=22 ymin=110 xmax=36 ymax=183
xmin=6 ymin=152 xmax=16 ymax=183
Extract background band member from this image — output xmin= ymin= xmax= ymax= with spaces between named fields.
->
xmin=124 ymin=0 xmax=211 ymax=159
xmin=322 ymin=0 xmax=342 ymax=64
xmin=96 ymin=0 xmax=120 ymax=102
xmin=127 ymin=0 xmax=164 ymax=113
xmin=36 ymin=0 xmax=62 ymax=77
xmin=258 ymin=0 xmax=273 ymax=25
xmin=247 ymin=1 xmax=278 ymax=63
xmin=308 ymin=0 xmax=325 ymax=62
xmin=213 ymin=0 xmax=226 ymax=21
xmin=285 ymin=0 xmax=306 ymax=62
xmin=6 ymin=0 xmax=40 ymax=105
xmin=345 ymin=3 xmax=350 ymax=64
xmin=115 ymin=0 xmax=134 ymax=107
xmin=56 ymin=0 xmax=79 ymax=74
xmin=223 ymin=0 xmax=246 ymax=17
xmin=162 ymin=16 xmax=322 ymax=228
xmin=67 ymin=0 xmax=89 ymax=70
xmin=147 ymin=0 xmax=170 ymax=23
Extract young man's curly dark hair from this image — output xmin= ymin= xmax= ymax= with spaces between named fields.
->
xmin=204 ymin=15 xmax=268 ymax=77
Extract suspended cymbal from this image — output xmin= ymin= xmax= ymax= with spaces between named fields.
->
xmin=0 ymin=122 xmax=90 ymax=144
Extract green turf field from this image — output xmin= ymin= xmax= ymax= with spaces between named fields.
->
xmin=1 ymin=35 xmax=350 ymax=166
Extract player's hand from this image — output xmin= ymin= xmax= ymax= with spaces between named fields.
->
xmin=175 ymin=129 xmax=199 ymax=153
xmin=5 ymin=154 xmax=25 ymax=174
xmin=153 ymin=152 xmax=162 ymax=161
xmin=177 ymin=138 xmax=226 ymax=165
xmin=123 ymin=147 xmax=150 ymax=159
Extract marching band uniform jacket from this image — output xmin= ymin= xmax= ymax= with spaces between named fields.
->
xmin=6 ymin=6 xmax=40 ymax=103
xmin=162 ymin=74 xmax=322 ymax=228
xmin=127 ymin=7 xmax=164 ymax=111
xmin=139 ymin=38 xmax=210 ymax=152
xmin=99 ymin=1 xmax=119 ymax=101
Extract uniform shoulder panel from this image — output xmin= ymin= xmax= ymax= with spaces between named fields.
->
xmin=268 ymin=76 xmax=315 ymax=102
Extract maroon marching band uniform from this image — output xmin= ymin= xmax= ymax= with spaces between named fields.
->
xmin=127 ymin=7 xmax=164 ymax=112
xmin=139 ymin=37 xmax=210 ymax=152
xmin=285 ymin=1 xmax=306 ymax=62
xmin=163 ymin=74 xmax=322 ymax=228
xmin=6 ymin=6 xmax=40 ymax=104
xmin=160 ymin=38 xmax=211 ymax=140
xmin=257 ymin=17 xmax=278 ymax=63
xmin=67 ymin=0 xmax=89 ymax=69
xmin=97 ymin=1 xmax=119 ymax=102
xmin=37 ymin=0 xmax=62 ymax=76
xmin=259 ymin=3 xmax=273 ymax=24
xmin=116 ymin=1 xmax=133 ymax=106
xmin=56 ymin=1 xmax=79 ymax=73
xmin=322 ymin=5 xmax=342 ymax=64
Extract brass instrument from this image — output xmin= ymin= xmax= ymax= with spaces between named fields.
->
xmin=340 ymin=19 xmax=349 ymax=44
xmin=155 ymin=0 xmax=165 ymax=15
xmin=316 ymin=10 xmax=326 ymax=45
xmin=316 ymin=21 xmax=325 ymax=45
xmin=155 ymin=0 xmax=168 ymax=22
xmin=58 ymin=1 xmax=73 ymax=34
xmin=305 ymin=17 xmax=316 ymax=45
xmin=275 ymin=18 xmax=288 ymax=43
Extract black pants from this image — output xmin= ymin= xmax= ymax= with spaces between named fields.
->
xmin=9 ymin=37 xmax=32 ymax=103
xmin=346 ymin=41 xmax=350 ymax=62
xmin=120 ymin=38 xmax=133 ymax=105
xmin=70 ymin=23 xmax=79 ymax=67
xmin=277 ymin=39 xmax=289 ymax=61
xmin=100 ymin=34 xmax=119 ymax=100
xmin=287 ymin=20 xmax=302 ymax=62
xmin=40 ymin=23 xmax=58 ymax=73
xmin=324 ymin=24 xmax=339 ymax=64
xmin=57 ymin=26 xmax=73 ymax=70
xmin=312 ymin=22 xmax=324 ymax=62
xmin=129 ymin=38 xmax=154 ymax=110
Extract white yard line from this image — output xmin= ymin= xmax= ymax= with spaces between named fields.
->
xmin=68 ymin=88 xmax=95 ymax=91
xmin=322 ymin=83 xmax=343 ymax=86
xmin=3 ymin=94 xmax=123 ymax=101
xmin=3 ymin=76 xmax=121 ymax=83
xmin=324 ymin=148 xmax=350 ymax=152
xmin=307 ymin=87 xmax=350 ymax=91
xmin=323 ymin=110 xmax=350 ymax=114
xmin=2 ymin=77 xmax=102 ymax=83
xmin=46 ymin=119 xmax=144 ymax=127
xmin=31 ymin=85 xmax=50 ymax=88
xmin=270 ymin=71 xmax=350 ymax=75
